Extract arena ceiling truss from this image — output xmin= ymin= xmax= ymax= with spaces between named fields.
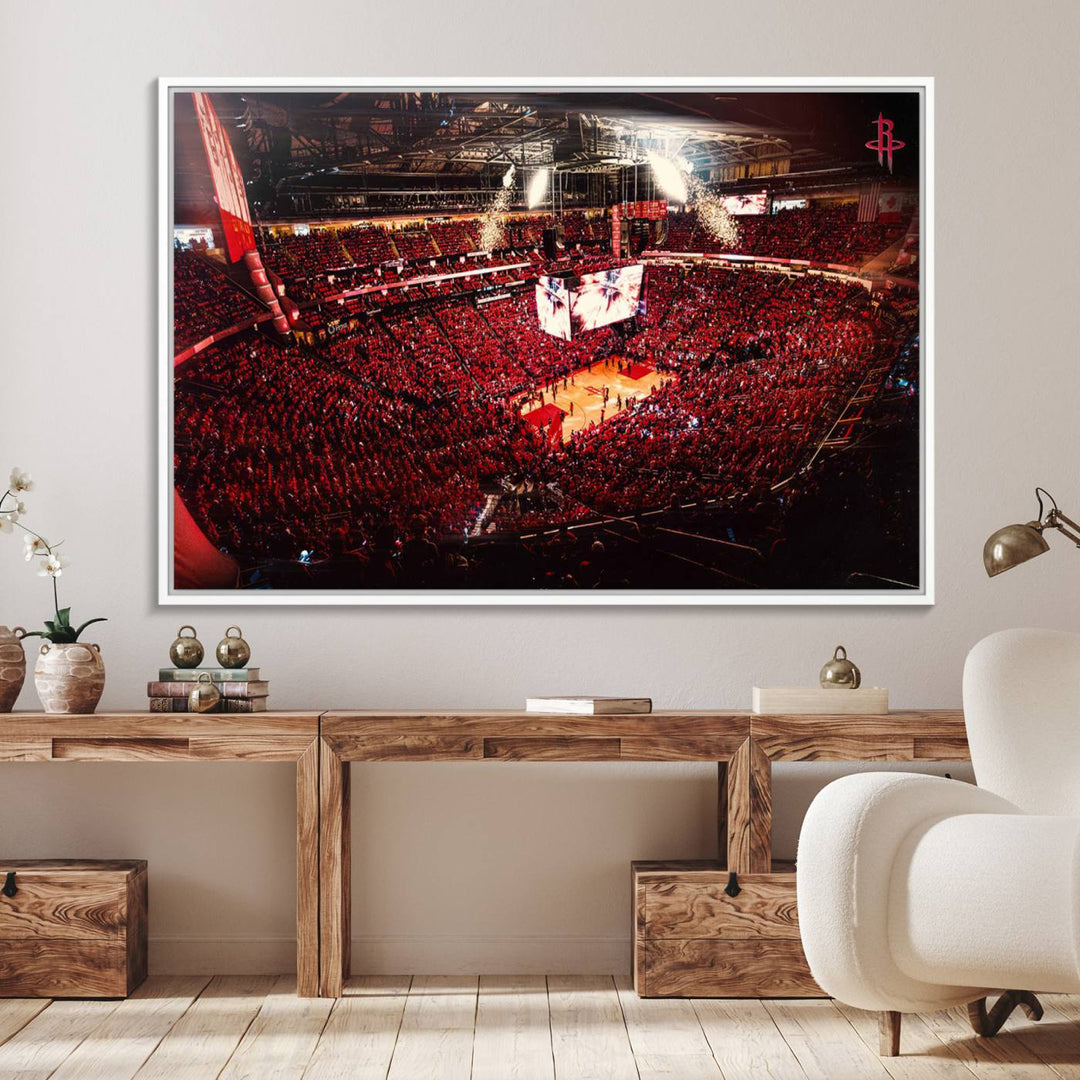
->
xmin=210 ymin=91 xmax=828 ymax=217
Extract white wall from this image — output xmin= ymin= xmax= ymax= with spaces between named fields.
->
xmin=3 ymin=0 xmax=1079 ymax=974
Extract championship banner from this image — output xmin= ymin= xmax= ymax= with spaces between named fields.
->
xmin=192 ymin=92 xmax=256 ymax=263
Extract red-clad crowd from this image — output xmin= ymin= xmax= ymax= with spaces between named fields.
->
xmin=261 ymin=228 xmax=351 ymax=281
xmin=427 ymin=220 xmax=478 ymax=258
xmin=174 ymin=260 xmax=903 ymax=583
xmin=389 ymin=228 xmax=438 ymax=262
xmin=560 ymin=275 xmax=879 ymax=515
xmin=173 ymin=250 xmax=264 ymax=351
xmin=658 ymin=206 xmax=905 ymax=266
xmin=174 ymin=333 xmax=551 ymax=568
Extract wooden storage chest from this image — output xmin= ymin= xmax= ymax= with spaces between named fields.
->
xmin=0 ymin=859 xmax=148 ymax=998
xmin=632 ymin=860 xmax=822 ymax=998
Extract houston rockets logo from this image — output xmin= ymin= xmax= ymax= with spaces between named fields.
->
xmin=866 ymin=113 xmax=905 ymax=173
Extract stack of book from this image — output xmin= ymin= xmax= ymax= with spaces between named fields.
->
xmin=147 ymin=668 xmax=269 ymax=713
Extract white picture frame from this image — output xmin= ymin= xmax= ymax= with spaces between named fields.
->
xmin=159 ymin=77 xmax=933 ymax=606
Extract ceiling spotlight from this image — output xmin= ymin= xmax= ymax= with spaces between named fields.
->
xmin=502 ymin=164 xmax=516 ymax=189
xmin=646 ymin=150 xmax=688 ymax=203
xmin=527 ymin=168 xmax=549 ymax=209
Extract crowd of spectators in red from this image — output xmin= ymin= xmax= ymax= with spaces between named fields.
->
xmin=173 ymin=250 xmax=264 ymax=352
xmin=261 ymin=228 xmax=351 ymax=281
xmin=657 ymin=206 xmax=905 ymax=266
xmin=174 ymin=255 xmax=908 ymax=589
xmin=427 ymin=220 xmax=477 ymax=258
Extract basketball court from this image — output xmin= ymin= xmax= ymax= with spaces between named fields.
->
xmin=518 ymin=357 xmax=670 ymax=443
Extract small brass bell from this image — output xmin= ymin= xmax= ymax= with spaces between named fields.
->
xmin=820 ymin=645 xmax=861 ymax=689
xmin=188 ymin=672 xmax=221 ymax=713
xmin=215 ymin=626 xmax=251 ymax=669
xmin=169 ymin=625 xmax=204 ymax=669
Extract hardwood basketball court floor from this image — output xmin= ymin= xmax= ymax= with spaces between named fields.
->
xmin=518 ymin=357 xmax=672 ymax=442
xmin=2 ymin=973 xmax=1078 ymax=1079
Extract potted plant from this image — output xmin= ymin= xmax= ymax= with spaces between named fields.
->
xmin=1 ymin=468 xmax=108 ymax=714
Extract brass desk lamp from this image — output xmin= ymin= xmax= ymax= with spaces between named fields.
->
xmin=984 ymin=488 xmax=1080 ymax=577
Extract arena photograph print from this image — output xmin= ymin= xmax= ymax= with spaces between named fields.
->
xmin=160 ymin=78 xmax=932 ymax=605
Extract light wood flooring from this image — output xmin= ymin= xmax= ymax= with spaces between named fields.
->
xmin=2 ymin=974 xmax=1079 ymax=1079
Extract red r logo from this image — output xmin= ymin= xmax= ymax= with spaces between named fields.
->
xmin=866 ymin=114 xmax=906 ymax=173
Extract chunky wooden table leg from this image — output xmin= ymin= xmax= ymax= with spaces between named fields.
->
xmin=296 ymin=738 xmax=320 ymax=997
xmin=319 ymin=737 xmax=351 ymax=997
xmin=726 ymin=737 xmax=772 ymax=874
xmin=717 ymin=760 xmax=729 ymax=869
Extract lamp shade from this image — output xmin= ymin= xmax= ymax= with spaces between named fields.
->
xmin=983 ymin=522 xmax=1050 ymax=577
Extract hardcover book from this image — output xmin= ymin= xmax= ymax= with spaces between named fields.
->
xmin=147 ymin=680 xmax=269 ymax=699
xmin=525 ymin=696 xmax=652 ymax=715
xmin=147 ymin=696 xmax=269 ymax=713
xmin=158 ymin=668 xmax=261 ymax=681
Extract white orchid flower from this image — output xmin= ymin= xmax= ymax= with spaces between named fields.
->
xmin=23 ymin=534 xmax=49 ymax=560
xmin=38 ymin=552 xmax=70 ymax=578
xmin=0 ymin=513 xmax=14 ymax=534
xmin=8 ymin=468 xmax=33 ymax=493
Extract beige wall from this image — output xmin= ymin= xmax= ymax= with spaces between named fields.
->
xmin=3 ymin=0 xmax=1079 ymax=973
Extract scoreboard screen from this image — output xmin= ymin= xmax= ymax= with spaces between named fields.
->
xmin=721 ymin=191 xmax=769 ymax=216
xmin=536 ymin=265 xmax=645 ymax=339
xmin=535 ymin=275 xmax=572 ymax=341
xmin=570 ymin=264 xmax=645 ymax=334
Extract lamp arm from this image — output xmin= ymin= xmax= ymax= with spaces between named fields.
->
xmin=1047 ymin=509 xmax=1080 ymax=548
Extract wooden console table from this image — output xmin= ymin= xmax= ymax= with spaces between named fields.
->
xmin=318 ymin=709 xmax=969 ymax=998
xmin=2 ymin=708 xmax=971 ymax=999
xmin=0 ymin=712 xmax=322 ymax=997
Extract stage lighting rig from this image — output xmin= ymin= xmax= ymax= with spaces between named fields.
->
xmin=527 ymin=167 xmax=550 ymax=209
xmin=646 ymin=150 xmax=688 ymax=204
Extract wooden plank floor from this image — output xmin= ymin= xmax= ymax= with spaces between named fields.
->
xmin=2 ymin=977 xmax=1078 ymax=1079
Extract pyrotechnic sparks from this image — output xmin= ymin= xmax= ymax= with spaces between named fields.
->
xmin=479 ymin=185 xmax=512 ymax=252
xmin=477 ymin=165 xmax=517 ymax=251
xmin=688 ymin=175 xmax=739 ymax=248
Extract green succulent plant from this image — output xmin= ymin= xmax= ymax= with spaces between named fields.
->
xmin=21 ymin=606 xmax=108 ymax=645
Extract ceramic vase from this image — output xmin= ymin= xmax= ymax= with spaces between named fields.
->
xmin=34 ymin=642 xmax=106 ymax=714
xmin=0 ymin=626 xmax=27 ymax=712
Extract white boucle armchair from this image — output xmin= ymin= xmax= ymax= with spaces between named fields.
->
xmin=797 ymin=628 xmax=1080 ymax=1056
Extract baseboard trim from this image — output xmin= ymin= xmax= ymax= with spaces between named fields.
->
xmin=149 ymin=936 xmax=297 ymax=975
xmin=352 ymin=935 xmax=630 ymax=975
xmin=149 ymin=934 xmax=630 ymax=975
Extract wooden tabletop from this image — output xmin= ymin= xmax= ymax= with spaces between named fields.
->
xmin=321 ymin=709 xmax=968 ymax=762
xmin=0 ymin=712 xmax=320 ymax=762
xmin=0 ymin=709 xmax=970 ymax=762
xmin=750 ymin=709 xmax=967 ymax=760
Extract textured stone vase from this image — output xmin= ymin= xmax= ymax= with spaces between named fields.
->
xmin=0 ymin=626 xmax=27 ymax=713
xmin=34 ymin=642 xmax=106 ymax=714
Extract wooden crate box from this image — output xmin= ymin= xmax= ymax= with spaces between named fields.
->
xmin=632 ymin=860 xmax=822 ymax=998
xmin=0 ymin=859 xmax=148 ymax=998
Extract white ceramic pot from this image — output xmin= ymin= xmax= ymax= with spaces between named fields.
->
xmin=0 ymin=626 xmax=26 ymax=713
xmin=34 ymin=642 xmax=106 ymax=714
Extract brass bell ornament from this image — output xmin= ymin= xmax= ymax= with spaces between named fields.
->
xmin=188 ymin=672 xmax=221 ymax=713
xmin=169 ymin=625 xmax=204 ymax=669
xmin=216 ymin=626 xmax=251 ymax=669
xmin=820 ymin=645 xmax=861 ymax=689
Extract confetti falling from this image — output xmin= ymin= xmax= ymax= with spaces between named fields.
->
xmin=688 ymin=175 xmax=739 ymax=248
xmin=478 ymin=184 xmax=513 ymax=252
